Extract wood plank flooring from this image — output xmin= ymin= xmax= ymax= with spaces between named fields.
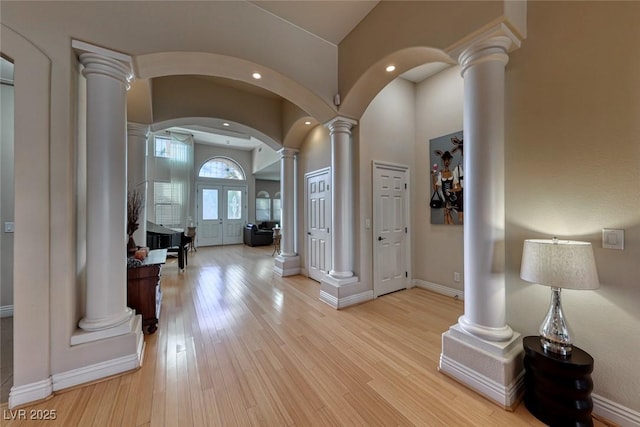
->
xmin=0 ymin=245 xmax=603 ymax=426
xmin=0 ymin=316 xmax=12 ymax=405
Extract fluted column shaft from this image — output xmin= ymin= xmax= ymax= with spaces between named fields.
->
xmin=327 ymin=117 xmax=357 ymax=279
xmin=127 ymin=123 xmax=149 ymax=248
xmin=458 ymin=36 xmax=514 ymax=341
xmin=79 ymin=52 xmax=133 ymax=332
xmin=278 ymin=148 xmax=298 ymax=257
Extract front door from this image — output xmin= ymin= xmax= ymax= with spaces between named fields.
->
xmin=197 ymin=184 xmax=247 ymax=246
xmin=306 ymin=168 xmax=331 ymax=282
xmin=373 ymin=162 xmax=409 ymax=297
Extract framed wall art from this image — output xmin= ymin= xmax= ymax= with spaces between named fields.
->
xmin=429 ymin=131 xmax=463 ymax=225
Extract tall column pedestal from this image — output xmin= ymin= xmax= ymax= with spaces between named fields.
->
xmin=274 ymin=148 xmax=300 ymax=277
xmin=70 ymin=40 xmax=143 ymax=367
xmin=319 ymin=117 xmax=361 ymax=308
xmin=440 ymin=325 xmax=524 ymax=409
xmin=439 ymin=28 xmax=525 ymax=408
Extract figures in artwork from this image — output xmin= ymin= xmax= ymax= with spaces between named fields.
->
xmin=430 ymin=133 xmax=463 ymax=225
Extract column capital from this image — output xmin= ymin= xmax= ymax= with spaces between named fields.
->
xmin=73 ymin=40 xmax=134 ymax=88
xmin=278 ymin=147 xmax=299 ymax=159
xmin=127 ymin=122 xmax=150 ymax=139
xmin=447 ymin=22 xmax=522 ymax=63
xmin=459 ymin=35 xmax=512 ymax=76
xmin=325 ymin=116 xmax=358 ymax=135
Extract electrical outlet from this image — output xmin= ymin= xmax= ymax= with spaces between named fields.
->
xmin=454 ymin=272 xmax=461 ymax=282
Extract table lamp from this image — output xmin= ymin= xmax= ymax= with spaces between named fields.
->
xmin=520 ymin=238 xmax=600 ymax=356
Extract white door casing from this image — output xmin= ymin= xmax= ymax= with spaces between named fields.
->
xmin=373 ymin=162 xmax=410 ymax=297
xmin=197 ymin=183 xmax=247 ymax=246
xmin=305 ymin=168 xmax=331 ymax=282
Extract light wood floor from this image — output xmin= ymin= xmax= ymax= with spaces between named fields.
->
xmin=0 ymin=316 xmax=12 ymax=404
xmin=0 ymin=245 xmax=605 ymax=426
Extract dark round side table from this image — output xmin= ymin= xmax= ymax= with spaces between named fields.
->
xmin=523 ymin=336 xmax=594 ymax=427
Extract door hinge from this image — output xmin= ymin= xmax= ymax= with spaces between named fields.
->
xmin=405 ymin=272 xmax=408 ymax=278
xmin=405 ymin=227 xmax=408 ymax=233
xmin=405 ymin=183 xmax=407 ymax=189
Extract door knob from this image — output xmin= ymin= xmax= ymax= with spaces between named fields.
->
xmin=378 ymin=236 xmax=386 ymax=241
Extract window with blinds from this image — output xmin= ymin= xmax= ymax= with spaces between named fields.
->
xmin=154 ymin=181 xmax=182 ymax=226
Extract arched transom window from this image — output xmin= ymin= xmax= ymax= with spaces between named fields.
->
xmin=198 ymin=157 xmax=246 ymax=180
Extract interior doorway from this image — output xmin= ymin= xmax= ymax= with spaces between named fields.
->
xmin=0 ymin=55 xmax=15 ymax=404
xmin=196 ymin=183 xmax=247 ymax=246
xmin=305 ymin=167 xmax=331 ymax=282
xmin=372 ymin=161 xmax=410 ymax=297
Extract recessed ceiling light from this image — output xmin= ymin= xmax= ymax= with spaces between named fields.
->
xmin=223 ymin=122 xmax=230 ymax=127
xmin=252 ymin=72 xmax=262 ymax=80
xmin=304 ymin=121 xmax=311 ymax=125
xmin=385 ymin=65 xmax=396 ymax=72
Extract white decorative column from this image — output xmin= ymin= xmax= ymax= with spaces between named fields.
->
xmin=71 ymin=41 xmax=142 ymax=346
xmin=320 ymin=117 xmax=360 ymax=308
xmin=274 ymin=147 xmax=300 ymax=276
xmin=439 ymin=32 xmax=524 ymax=408
xmin=127 ymin=122 xmax=149 ymax=248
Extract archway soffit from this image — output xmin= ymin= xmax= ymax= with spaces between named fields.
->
xmin=133 ymin=51 xmax=337 ymax=123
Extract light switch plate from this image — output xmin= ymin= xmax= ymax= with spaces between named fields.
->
xmin=4 ymin=222 xmax=14 ymax=233
xmin=602 ymin=228 xmax=624 ymax=250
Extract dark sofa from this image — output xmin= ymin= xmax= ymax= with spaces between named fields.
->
xmin=243 ymin=223 xmax=273 ymax=247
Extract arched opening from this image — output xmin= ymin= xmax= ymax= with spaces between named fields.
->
xmin=198 ymin=157 xmax=246 ymax=180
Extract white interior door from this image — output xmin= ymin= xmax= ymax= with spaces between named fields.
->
xmin=197 ymin=184 xmax=246 ymax=246
xmin=373 ymin=162 xmax=409 ymax=297
xmin=306 ymin=168 xmax=331 ymax=282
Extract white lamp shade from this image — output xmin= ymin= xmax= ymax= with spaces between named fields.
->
xmin=520 ymin=239 xmax=600 ymax=290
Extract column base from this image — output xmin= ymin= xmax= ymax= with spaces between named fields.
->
xmin=274 ymin=255 xmax=300 ymax=277
xmin=58 ymin=314 xmax=144 ymax=390
xmin=72 ymin=309 xmax=136 ymax=345
xmin=320 ymin=274 xmax=372 ymax=309
xmin=439 ymin=323 xmax=525 ymax=409
xmin=78 ymin=306 xmax=134 ymax=333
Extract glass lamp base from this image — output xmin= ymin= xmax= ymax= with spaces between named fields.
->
xmin=539 ymin=287 xmax=573 ymax=357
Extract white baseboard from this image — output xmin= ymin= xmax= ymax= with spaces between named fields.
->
xmin=1 ymin=304 xmax=14 ymax=318
xmin=52 ymin=344 xmax=144 ymax=392
xmin=439 ymin=352 xmax=524 ymax=408
xmin=320 ymin=289 xmax=373 ymax=309
xmin=593 ymin=394 xmax=640 ymax=427
xmin=413 ymin=279 xmax=464 ymax=300
xmin=319 ymin=290 xmax=338 ymax=308
xmin=8 ymin=378 xmax=53 ymax=409
xmin=274 ymin=266 xmax=301 ymax=276
xmin=338 ymin=290 xmax=374 ymax=308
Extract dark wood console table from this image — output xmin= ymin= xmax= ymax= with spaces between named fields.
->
xmin=523 ymin=335 xmax=594 ymax=427
xmin=127 ymin=249 xmax=166 ymax=334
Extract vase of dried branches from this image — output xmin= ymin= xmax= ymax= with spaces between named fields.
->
xmin=127 ymin=188 xmax=144 ymax=254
